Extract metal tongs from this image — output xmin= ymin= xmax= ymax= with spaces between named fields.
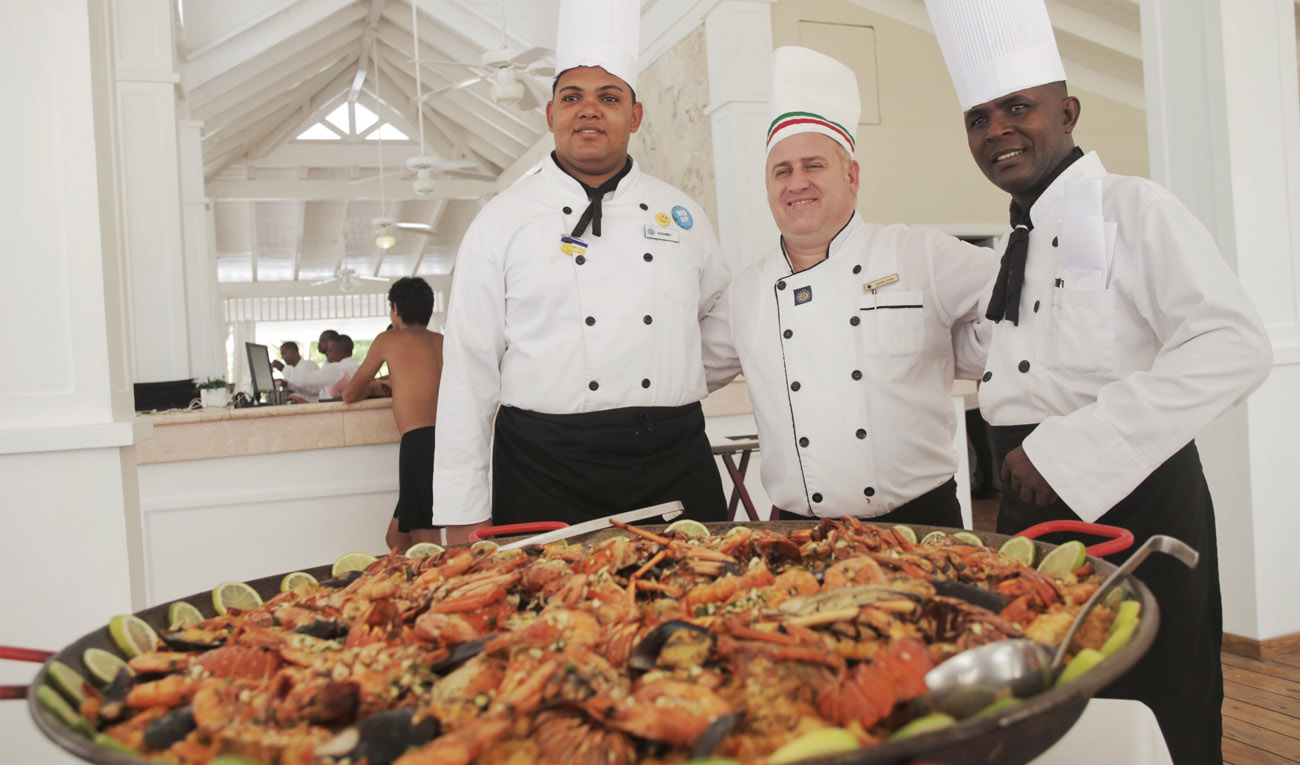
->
xmin=494 ymin=501 xmax=685 ymax=551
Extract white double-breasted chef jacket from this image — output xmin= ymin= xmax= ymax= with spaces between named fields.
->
xmin=980 ymin=152 xmax=1272 ymax=520
xmin=434 ymin=157 xmax=731 ymax=525
xmin=705 ymin=214 xmax=998 ymax=517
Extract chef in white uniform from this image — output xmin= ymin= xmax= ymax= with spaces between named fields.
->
xmin=925 ymin=2 xmax=1273 ymax=762
xmin=704 ymin=47 xmax=998 ymax=525
xmin=433 ymin=0 xmax=731 ymax=542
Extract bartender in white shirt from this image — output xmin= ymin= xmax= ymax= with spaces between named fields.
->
xmin=705 ymin=47 xmax=997 ymax=525
xmin=272 ymin=341 xmax=320 ymax=403
xmin=925 ymin=2 xmax=1272 ymax=762
xmin=289 ymin=335 xmax=359 ymax=400
xmin=433 ymin=0 xmax=731 ymax=543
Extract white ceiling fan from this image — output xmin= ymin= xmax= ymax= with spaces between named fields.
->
xmin=418 ymin=0 xmax=554 ymax=110
xmin=310 ymin=267 xmax=390 ymax=292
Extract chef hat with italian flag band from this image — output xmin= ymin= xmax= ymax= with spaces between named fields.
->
xmin=766 ymin=46 xmax=860 ymax=157
xmin=553 ymin=0 xmax=640 ymax=94
xmin=924 ymin=0 xmax=1066 ymax=113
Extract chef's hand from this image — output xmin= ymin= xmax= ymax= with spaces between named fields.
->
xmin=443 ymin=520 xmax=493 ymax=546
xmin=1002 ymin=446 xmax=1058 ymax=506
xmin=271 ymin=359 xmax=285 ymax=372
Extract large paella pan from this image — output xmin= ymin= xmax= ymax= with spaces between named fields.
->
xmin=24 ymin=519 xmax=1159 ymax=764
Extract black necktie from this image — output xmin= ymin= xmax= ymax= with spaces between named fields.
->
xmin=986 ymin=220 xmax=1032 ymax=325
xmin=566 ymin=156 xmax=633 ymax=239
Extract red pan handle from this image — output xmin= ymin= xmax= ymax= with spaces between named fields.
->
xmin=1 ymin=645 xmax=55 ymax=701
xmin=1016 ymin=520 xmax=1135 ymax=557
xmin=469 ymin=521 xmax=568 ymax=542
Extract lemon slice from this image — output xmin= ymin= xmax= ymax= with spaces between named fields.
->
xmin=666 ymin=519 xmax=710 ymax=538
xmin=998 ymin=536 xmax=1038 ymax=566
xmin=82 ymin=647 xmax=133 ymax=685
xmin=889 ymin=712 xmax=957 ymax=740
xmin=212 ymin=581 xmax=263 ymax=616
xmin=1037 ymin=540 xmax=1087 ymax=579
xmin=280 ymin=571 xmax=318 ymax=591
xmin=769 ymin=727 xmax=860 ymax=764
xmin=37 ymin=685 xmax=93 ymax=738
xmin=167 ymin=600 xmax=203 ymax=630
xmin=108 ymin=614 xmax=160 ymax=658
xmin=332 ymin=551 xmax=378 ymax=577
xmin=406 ymin=542 xmax=445 ymax=559
xmin=952 ymin=531 xmax=984 ymax=547
xmin=45 ymin=660 xmax=88 ymax=706
xmin=920 ymin=530 xmax=950 ymax=546
xmin=891 ymin=525 xmax=918 ymax=544
xmin=1056 ymin=647 xmax=1105 ymax=686
xmin=469 ymin=540 xmax=500 ymax=554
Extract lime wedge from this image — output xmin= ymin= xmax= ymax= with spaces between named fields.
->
xmin=998 ymin=536 xmax=1038 ymax=566
xmin=769 ymin=727 xmax=861 ymax=764
xmin=167 ymin=601 xmax=203 ymax=630
xmin=891 ymin=525 xmax=918 ymax=544
xmin=37 ymin=685 xmax=93 ymax=738
xmin=666 ymin=519 xmax=710 ymax=538
xmin=82 ymin=647 xmax=133 ymax=685
xmin=94 ymin=732 xmax=136 ymax=754
xmin=889 ymin=712 xmax=957 ymax=740
xmin=211 ymin=581 xmax=263 ymax=616
xmin=210 ymin=757 xmax=262 ymax=765
xmin=1056 ymin=648 xmax=1105 ymax=686
xmin=976 ymin=697 xmax=1022 ymax=716
xmin=920 ymin=530 xmax=950 ymax=546
xmin=46 ymin=660 xmax=88 ymax=706
xmin=108 ymin=614 xmax=159 ymax=658
xmin=1111 ymin=599 xmax=1141 ymax=633
xmin=469 ymin=540 xmax=500 ymax=553
xmin=1102 ymin=586 xmax=1128 ymax=611
xmin=405 ymin=542 xmax=445 ymax=559
xmin=952 ymin=531 xmax=984 ymax=547
xmin=332 ymin=551 xmax=378 ymax=577
xmin=280 ymin=571 xmax=318 ymax=591
xmin=1037 ymin=540 xmax=1087 ymax=579
xmin=1101 ymin=616 xmax=1138 ymax=657
xmin=682 ymin=760 xmax=741 ymax=765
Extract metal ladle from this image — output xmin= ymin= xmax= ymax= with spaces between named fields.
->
xmin=920 ymin=534 xmax=1199 ymax=718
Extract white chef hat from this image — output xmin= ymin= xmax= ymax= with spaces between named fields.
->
xmin=924 ymin=0 xmax=1066 ymax=113
xmin=766 ymin=46 xmax=860 ymax=157
xmin=553 ymin=0 xmax=640 ymax=93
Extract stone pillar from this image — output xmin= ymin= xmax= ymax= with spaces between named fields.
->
xmin=112 ymin=0 xmax=191 ymax=383
xmin=1140 ymin=0 xmax=1300 ymax=643
xmin=705 ymin=0 xmax=779 ymax=273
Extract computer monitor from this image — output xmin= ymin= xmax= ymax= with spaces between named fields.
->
xmin=246 ymin=342 xmax=277 ymax=403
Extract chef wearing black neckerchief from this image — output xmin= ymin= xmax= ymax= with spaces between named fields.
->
xmin=926 ymin=1 xmax=1272 ymax=763
xmin=433 ymin=0 xmax=730 ymax=542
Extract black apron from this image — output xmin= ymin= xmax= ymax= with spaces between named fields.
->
xmin=776 ymin=477 xmax=962 ymax=527
xmin=491 ymin=403 xmax=727 ymax=526
xmin=992 ymin=425 xmax=1223 ymax=765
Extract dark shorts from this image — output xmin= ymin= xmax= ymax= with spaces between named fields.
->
xmin=393 ymin=426 xmax=436 ymax=532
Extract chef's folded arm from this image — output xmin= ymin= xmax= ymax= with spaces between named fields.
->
xmin=1023 ymin=194 xmax=1272 ymax=521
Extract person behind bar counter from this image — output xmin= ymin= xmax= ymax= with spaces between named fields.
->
xmin=924 ymin=1 xmax=1272 ymax=762
xmin=344 ymin=277 xmax=443 ymax=551
xmin=432 ymin=0 xmax=730 ymax=544
xmin=703 ymin=47 xmax=997 ymax=527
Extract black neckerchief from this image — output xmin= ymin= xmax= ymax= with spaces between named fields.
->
xmin=986 ymin=146 xmax=1084 ymax=325
xmin=553 ymin=152 xmax=633 ymax=238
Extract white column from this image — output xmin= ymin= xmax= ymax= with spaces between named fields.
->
xmin=705 ymin=0 xmax=779 ymax=273
xmin=179 ymin=120 xmax=224 ymax=379
xmin=113 ymin=0 xmax=191 ymax=383
xmin=0 ymin=2 xmax=147 ymax=759
xmin=1140 ymin=0 xmax=1300 ymax=641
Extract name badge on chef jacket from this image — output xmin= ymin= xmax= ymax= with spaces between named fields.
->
xmin=560 ymin=236 xmax=588 ymax=257
xmin=644 ymin=225 xmax=680 ymax=243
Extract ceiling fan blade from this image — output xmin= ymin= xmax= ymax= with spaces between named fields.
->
xmin=349 ymin=169 xmax=406 ymax=185
xmin=508 ymin=46 xmax=552 ymax=68
xmin=310 ymin=276 xmax=340 ymax=287
xmin=358 ymin=275 xmax=392 ymax=282
xmin=439 ymin=168 xmax=498 ymax=181
xmin=393 ymin=222 xmax=435 ymax=235
xmin=422 ymin=75 xmax=485 ymax=103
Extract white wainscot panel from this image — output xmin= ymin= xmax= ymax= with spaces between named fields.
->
xmin=138 ymin=444 xmax=400 ymax=605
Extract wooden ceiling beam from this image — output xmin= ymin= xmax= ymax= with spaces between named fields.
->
xmin=249 ymin=64 xmax=361 ymax=159
xmin=203 ymin=56 xmax=355 ymax=144
xmin=1045 ymin=1 xmax=1141 ymax=60
xmin=349 ymin=0 xmax=388 ymax=103
xmin=195 ymin=40 xmax=354 ymax=123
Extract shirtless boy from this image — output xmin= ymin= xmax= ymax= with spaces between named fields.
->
xmin=344 ymin=277 xmax=444 ymax=551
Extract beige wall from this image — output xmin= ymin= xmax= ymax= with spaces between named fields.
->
xmin=632 ymin=25 xmax=719 ymax=229
xmin=771 ymin=0 xmax=1149 ymax=228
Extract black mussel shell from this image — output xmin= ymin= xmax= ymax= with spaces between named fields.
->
xmin=159 ymin=631 xmax=226 ymax=651
xmin=293 ymin=620 xmax=349 ymax=640
xmin=319 ymin=570 xmax=363 ymax=588
xmin=429 ymin=637 xmax=491 ymax=675
xmin=143 ymin=706 xmax=195 ymax=750
xmin=314 ymin=708 xmax=440 ymax=765
xmin=930 ymin=580 xmax=1008 ymax=612
xmin=95 ymin=667 xmax=137 ymax=724
xmin=628 ymin=620 xmax=715 ymax=673
xmin=691 ymin=711 xmax=741 ymax=759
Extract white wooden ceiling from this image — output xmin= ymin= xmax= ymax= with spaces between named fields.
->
xmin=182 ymin=0 xmax=1157 ymax=292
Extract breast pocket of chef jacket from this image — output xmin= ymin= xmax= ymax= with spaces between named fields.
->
xmin=1041 ymin=288 xmax=1115 ymax=376
xmin=655 ymin=253 xmax=701 ymax=311
xmin=859 ymin=290 xmax=925 ymax=356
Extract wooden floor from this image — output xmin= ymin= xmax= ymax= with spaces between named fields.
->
xmin=970 ymin=495 xmax=1300 ymax=762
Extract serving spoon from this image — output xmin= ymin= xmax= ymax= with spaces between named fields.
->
xmin=920 ymin=534 xmax=1198 ymax=718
